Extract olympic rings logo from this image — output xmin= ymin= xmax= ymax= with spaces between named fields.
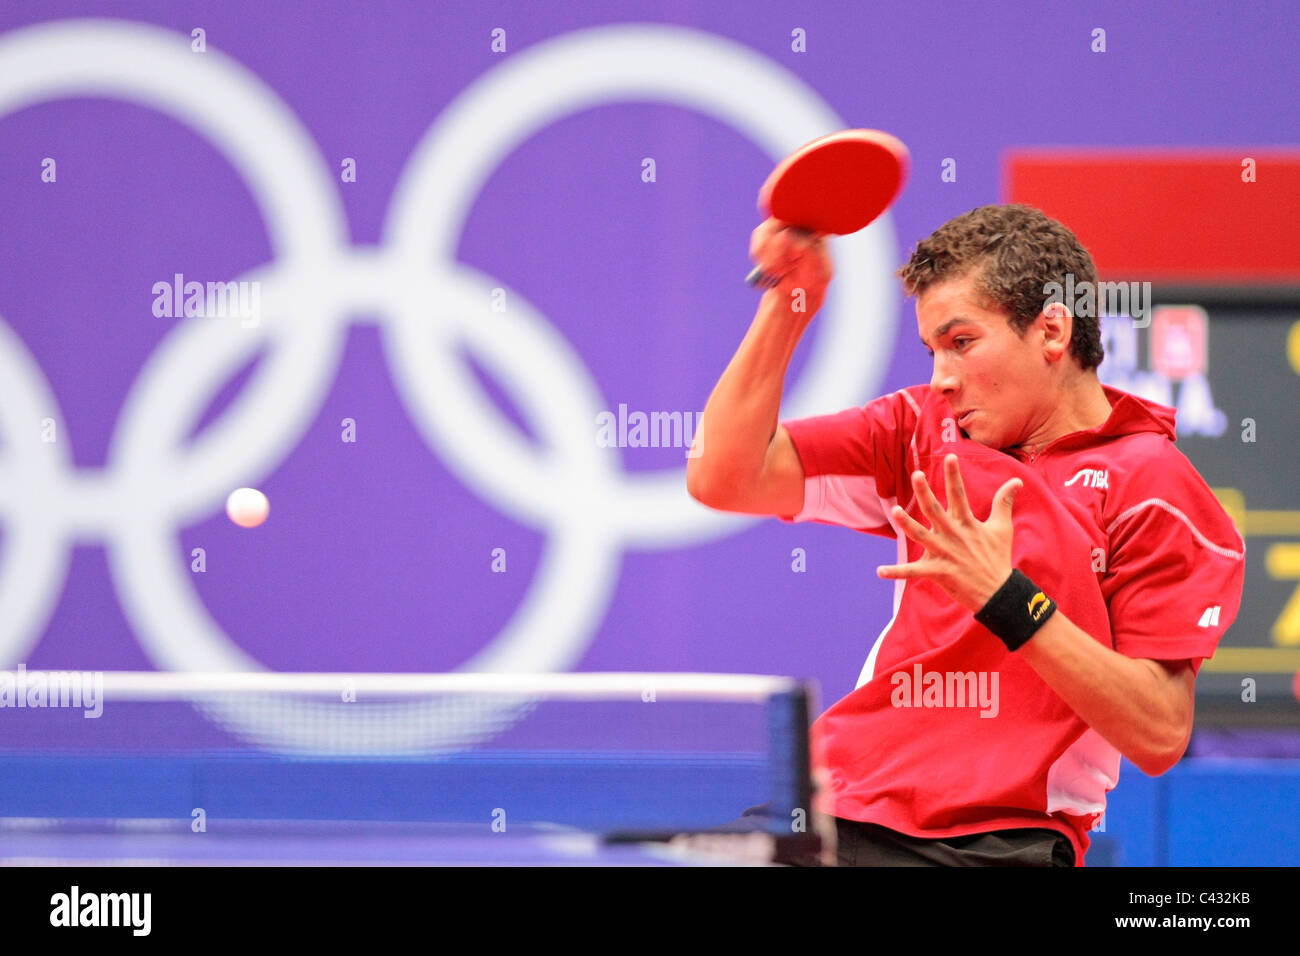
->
xmin=0 ymin=19 xmax=897 ymax=751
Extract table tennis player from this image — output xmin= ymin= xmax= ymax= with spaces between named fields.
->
xmin=687 ymin=203 xmax=1246 ymax=866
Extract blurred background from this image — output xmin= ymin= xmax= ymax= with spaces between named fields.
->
xmin=0 ymin=1 xmax=1296 ymax=865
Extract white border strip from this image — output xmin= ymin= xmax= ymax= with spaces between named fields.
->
xmin=84 ymin=671 xmax=800 ymax=702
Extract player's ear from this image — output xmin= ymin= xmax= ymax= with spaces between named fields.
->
xmin=1039 ymin=302 xmax=1072 ymax=361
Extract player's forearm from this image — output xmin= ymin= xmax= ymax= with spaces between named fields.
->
xmin=1016 ymin=612 xmax=1188 ymax=776
xmin=686 ymin=291 xmax=812 ymax=498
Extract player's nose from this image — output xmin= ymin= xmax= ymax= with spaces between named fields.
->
xmin=930 ymin=357 xmax=959 ymax=395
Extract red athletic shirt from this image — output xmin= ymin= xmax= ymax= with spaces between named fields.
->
xmin=779 ymin=384 xmax=1245 ymax=865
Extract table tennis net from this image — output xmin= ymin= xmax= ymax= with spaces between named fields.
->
xmin=0 ymin=670 xmax=819 ymax=839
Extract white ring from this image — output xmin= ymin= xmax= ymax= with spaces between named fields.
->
xmin=0 ymin=20 xmax=901 ymax=751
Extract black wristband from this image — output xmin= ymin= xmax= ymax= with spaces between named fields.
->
xmin=974 ymin=569 xmax=1056 ymax=652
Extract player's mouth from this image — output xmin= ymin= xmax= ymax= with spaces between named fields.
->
xmin=956 ymin=410 xmax=975 ymax=429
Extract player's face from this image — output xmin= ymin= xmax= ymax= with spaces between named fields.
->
xmin=917 ymin=272 xmax=1050 ymax=450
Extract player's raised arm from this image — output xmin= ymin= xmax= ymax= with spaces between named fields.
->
xmin=686 ymin=219 xmax=831 ymax=515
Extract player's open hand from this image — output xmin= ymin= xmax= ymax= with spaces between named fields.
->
xmin=876 ymin=454 xmax=1021 ymax=612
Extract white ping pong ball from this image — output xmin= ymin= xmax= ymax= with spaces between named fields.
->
xmin=226 ymin=487 xmax=269 ymax=528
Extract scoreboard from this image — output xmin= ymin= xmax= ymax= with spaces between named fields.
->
xmin=1099 ymin=288 xmax=1300 ymax=707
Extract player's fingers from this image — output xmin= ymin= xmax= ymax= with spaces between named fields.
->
xmin=751 ymin=229 xmax=797 ymax=282
xmin=751 ymin=223 xmax=832 ymax=292
xmin=911 ymin=470 xmax=955 ymax=533
xmin=943 ymin=454 xmax=974 ymax=522
xmin=989 ymin=478 xmax=1022 ymax=523
xmin=749 ymin=217 xmax=793 ymax=261
xmin=763 ymin=235 xmax=817 ymax=290
xmin=891 ymin=504 xmax=940 ymax=550
xmin=876 ymin=561 xmax=924 ymax=580
xmin=784 ymin=227 xmax=817 ymax=248
xmin=749 ymin=217 xmax=779 ymax=259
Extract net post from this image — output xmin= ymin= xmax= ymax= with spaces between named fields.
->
xmin=766 ymin=679 xmax=815 ymax=831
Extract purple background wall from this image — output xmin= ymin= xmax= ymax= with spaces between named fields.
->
xmin=0 ymin=1 xmax=1296 ymax=752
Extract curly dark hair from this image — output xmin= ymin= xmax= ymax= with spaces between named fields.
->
xmin=896 ymin=204 xmax=1104 ymax=371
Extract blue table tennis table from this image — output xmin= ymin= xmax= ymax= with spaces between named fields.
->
xmin=0 ymin=818 xmax=797 ymax=866
xmin=0 ymin=746 xmax=820 ymax=866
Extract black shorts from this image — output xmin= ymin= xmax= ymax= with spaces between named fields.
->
xmin=834 ymin=817 xmax=1075 ymax=867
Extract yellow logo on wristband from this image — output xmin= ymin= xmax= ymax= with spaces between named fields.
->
xmin=1028 ymin=592 xmax=1051 ymax=621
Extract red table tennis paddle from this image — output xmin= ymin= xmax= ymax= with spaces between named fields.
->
xmin=746 ymin=128 xmax=910 ymax=287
